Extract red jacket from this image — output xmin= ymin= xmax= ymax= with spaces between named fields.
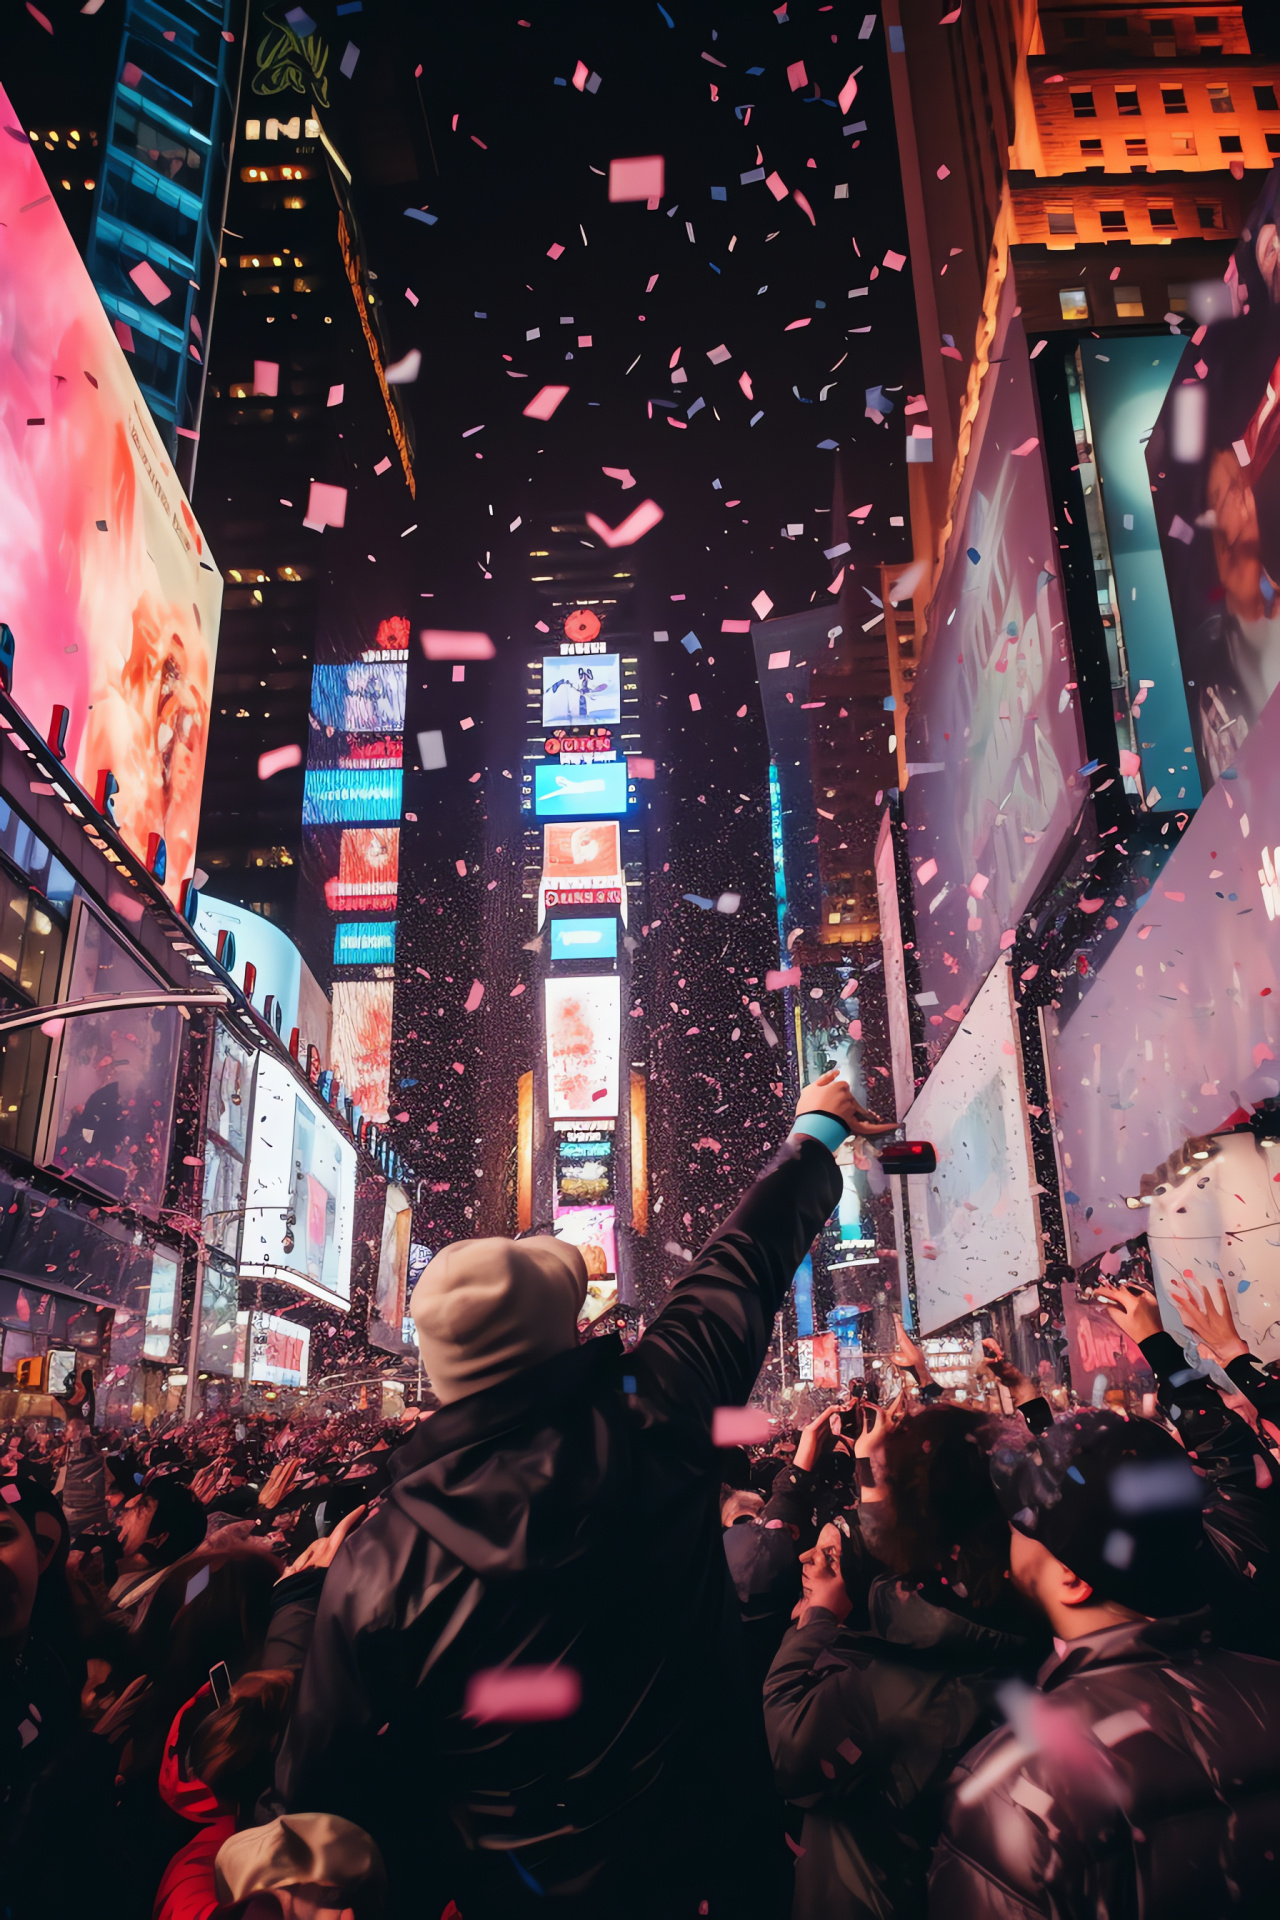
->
xmin=151 ymin=1687 xmax=235 ymax=1920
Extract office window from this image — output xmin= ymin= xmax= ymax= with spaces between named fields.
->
xmin=1125 ymin=137 xmax=1148 ymax=156
xmin=1171 ymin=132 xmax=1197 ymax=154
xmin=1197 ymin=203 xmax=1222 ymax=229
xmin=1193 ymin=13 xmax=1218 ymax=26
xmin=1047 ymin=203 xmax=1078 ymax=235
xmin=1219 ymin=134 xmax=1243 ymax=153
xmin=1099 ymin=208 xmax=1128 ymax=232
xmin=1168 ymin=283 xmax=1190 ymax=313
xmin=1161 ymin=88 xmax=1188 ymax=115
xmin=1071 ymin=88 xmax=1097 ymax=118
xmin=1255 ymin=86 xmax=1280 ymax=113
xmin=1151 ymin=20 xmax=1176 ymax=56
xmin=1104 ymin=17 xmax=1128 ymax=35
xmin=1080 ymin=137 xmax=1103 ymax=153
xmin=1059 ymin=288 xmax=1089 ymax=320
xmin=1268 ymin=133 xmax=1280 ymax=155
xmin=1206 ymin=85 xmax=1233 ymax=114
xmin=1149 ymin=205 xmax=1177 ymax=230
xmin=1114 ymin=285 xmax=1145 ymax=318
xmin=1116 ymin=88 xmax=1141 ymax=116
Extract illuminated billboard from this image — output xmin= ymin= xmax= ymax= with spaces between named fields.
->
xmin=333 ymin=920 xmax=396 ymax=966
xmin=542 ymin=653 xmax=621 ymax=728
xmin=143 ymin=1247 xmax=180 ymax=1362
xmin=332 ymin=979 xmax=394 ymax=1123
xmin=373 ymin=1183 xmax=412 ymax=1333
xmin=0 ymin=83 xmax=221 ymax=903
xmin=326 ymin=828 xmax=399 ymax=912
xmin=550 ymin=917 xmax=618 ymax=962
xmin=192 ymin=895 xmax=304 ymax=1033
xmin=303 ymin=768 xmax=402 ymax=824
xmin=242 ymin=1052 xmax=356 ymax=1306
xmin=310 ymin=661 xmax=407 ymax=735
xmin=555 ymin=1131 xmax=614 ymax=1208
xmin=534 ymin=762 xmax=629 ymax=817
xmin=545 ymin=975 xmax=621 ymax=1118
xmin=202 ymin=1023 xmax=252 ymax=1262
xmin=234 ymin=1309 xmax=311 ymax=1388
xmin=542 ymin=821 xmax=622 ymax=880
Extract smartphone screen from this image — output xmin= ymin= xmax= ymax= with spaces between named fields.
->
xmin=208 ymin=1661 xmax=232 ymax=1708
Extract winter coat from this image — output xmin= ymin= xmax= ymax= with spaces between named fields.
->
xmin=273 ymin=1134 xmax=841 ymax=1920
xmin=764 ymin=1578 xmax=1035 ymax=1920
xmin=152 ymin=1685 xmax=235 ymax=1920
xmin=929 ymin=1611 xmax=1280 ymax=1919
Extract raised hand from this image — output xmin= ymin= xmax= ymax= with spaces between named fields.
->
xmin=1096 ymin=1281 xmax=1163 ymax=1345
xmin=283 ymin=1502 xmax=368 ymax=1577
xmin=1166 ymin=1277 xmax=1249 ymax=1365
xmin=795 ymin=1069 xmax=898 ymax=1139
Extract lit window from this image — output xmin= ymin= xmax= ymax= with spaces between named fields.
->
xmin=1168 ymin=283 xmax=1190 ymax=313
xmin=1099 ymin=208 xmax=1128 ymax=232
xmin=1116 ymin=88 xmax=1141 ymax=116
xmin=1059 ymin=288 xmax=1088 ymax=320
xmin=1219 ymin=134 xmax=1243 ymax=153
xmin=1255 ymin=86 xmax=1279 ymax=113
xmin=1070 ymin=88 xmax=1097 ymax=118
xmin=1046 ymin=203 xmax=1077 ymax=235
xmin=1171 ymin=132 xmax=1197 ymax=154
xmin=1148 ymin=206 xmax=1177 ymax=229
xmin=1114 ymin=286 xmax=1145 ymax=317
xmin=1206 ymin=85 xmax=1233 ymax=114
xmin=1161 ymin=87 xmax=1188 ymax=114
xmin=244 ymin=119 xmax=261 ymax=139
xmin=1125 ymin=137 xmax=1148 ymax=156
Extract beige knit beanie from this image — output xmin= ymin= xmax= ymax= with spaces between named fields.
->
xmin=410 ymin=1235 xmax=589 ymax=1404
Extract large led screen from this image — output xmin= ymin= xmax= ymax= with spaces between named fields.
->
xmin=202 ymin=1022 xmax=252 ymax=1262
xmin=327 ymin=828 xmax=399 ymax=912
xmin=242 ymin=1052 xmax=355 ymax=1306
xmin=1044 ymin=673 xmax=1280 ymax=1267
xmin=542 ymin=653 xmax=621 ymax=727
xmin=903 ymin=961 xmax=1041 ymax=1334
xmin=302 ymin=769 xmax=402 ymax=825
xmin=42 ymin=902 xmax=181 ymax=1212
xmin=0 ymin=84 xmax=221 ymax=902
xmin=903 ymin=272 xmax=1085 ymax=1056
xmin=143 ymin=1247 xmax=180 ymax=1361
xmin=193 ymin=895 xmax=303 ymax=1034
xmin=550 ymin=918 xmax=618 ymax=962
xmin=196 ymin=1261 xmax=240 ymax=1377
xmin=373 ymin=1182 xmax=412 ymax=1333
xmin=534 ymin=762 xmax=629 ymax=817
xmin=235 ymin=1310 xmax=311 ymax=1388
xmin=332 ymin=978 xmax=394 ymax=1123
xmin=1147 ymin=172 xmax=1280 ymax=794
xmin=545 ymin=975 xmax=621 ymax=1118
xmin=333 ymin=920 xmax=396 ymax=966
xmin=310 ymin=662 xmax=407 ymax=735
xmin=542 ymin=821 xmax=622 ymax=880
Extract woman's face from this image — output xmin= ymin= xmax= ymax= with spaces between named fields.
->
xmin=799 ymin=1522 xmax=845 ymax=1606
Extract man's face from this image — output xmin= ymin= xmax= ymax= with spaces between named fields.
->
xmin=0 ymin=1505 xmax=41 ymax=1646
xmin=799 ymin=1521 xmax=845 ymax=1608
xmin=114 ymin=1492 xmax=157 ymax=1559
xmin=1008 ymin=1524 xmax=1055 ymax=1607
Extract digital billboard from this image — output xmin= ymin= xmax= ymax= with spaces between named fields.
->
xmin=143 ymin=1247 xmax=180 ymax=1362
xmin=196 ymin=1261 xmax=240 ymax=1377
xmin=310 ymin=661 xmax=407 ymax=735
xmin=555 ymin=1130 xmax=614 ymax=1208
xmin=534 ymin=762 xmax=629 ymax=817
xmin=554 ymin=1204 xmax=617 ymax=1277
xmin=542 ymin=653 xmax=621 ymax=727
xmin=42 ymin=902 xmax=182 ymax=1212
xmin=192 ymin=895 xmax=304 ymax=1033
xmin=0 ymin=84 xmax=221 ymax=903
xmin=903 ymin=961 xmax=1041 ymax=1334
xmin=326 ymin=828 xmax=399 ymax=912
xmin=302 ymin=769 xmax=402 ymax=825
xmin=373 ymin=1183 xmax=412 ymax=1333
xmin=334 ymin=920 xmax=396 ymax=966
xmin=202 ymin=1023 xmax=252 ymax=1262
xmin=234 ymin=1309 xmax=311 ymax=1388
xmin=332 ymin=978 xmax=394 ymax=1123
xmin=902 ymin=272 xmax=1085 ymax=1053
xmin=542 ymin=821 xmax=622 ymax=880
xmin=1146 ymin=173 xmax=1280 ymax=794
xmin=241 ymin=1052 xmax=356 ymax=1306
xmin=549 ymin=917 xmax=618 ymax=962
xmin=545 ymin=975 xmax=621 ymax=1119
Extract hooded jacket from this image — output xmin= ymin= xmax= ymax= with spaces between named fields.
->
xmin=274 ymin=1133 xmax=841 ymax=1918
xmin=929 ymin=1612 xmax=1280 ymax=1920
xmin=152 ymin=1686 xmax=236 ymax=1920
xmin=764 ymin=1577 xmax=1034 ymax=1920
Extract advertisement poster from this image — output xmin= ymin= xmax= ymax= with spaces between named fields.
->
xmin=1061 ymin=1282 xmax=1154 ymax=1406
xmin=202 ymin=1023 xmax=252 ymax=1262
xmin=545 ymin=975 xmax=621 ymax=1119
xmin=310 ymin=661 xmax=407 ymax=735
xmin=903 ymin=962 xmax=1041 ymax=1335
xmin=534 ymin=762 xmax=629 ymax=817
xmin=374 ymin=1183 xmax=412 ymax=1332
xmin=555 ymin=1132 xmax=614 ymax=1208
xmin=1147 ymin=174 xmax=1280 ymax=793
xmin=196 ymin=1261 xmax=240 ymax=1377
xmin=542 ymin=821 xmax=622 ymax=883
xmin=0 ymin=84 xmax=221 ymax=901
xmin=44 ymin=903 xmax=181 ymax=1212
xmin=902 ymin=272 xmax=1085 ymax=1051
xmin=329 ymin=827 xmax=399 ymax=912
xmin=541 ymin=653 xmax=621 ymax=727
xmin=549 ymin=917 xmax=618 ymax=962
xmin=331 ymin=979 xmax=395 ymax=1123
xmin=235 ymin=1310 xmax=311 ymax=1388
xmin=241 ymin=1052 xmax=355 ymax=1306
xmin=143 ymin=1247 xmax=180 ymax=1362
xmin=554 ymin=1204 xmax=618 ymax=1322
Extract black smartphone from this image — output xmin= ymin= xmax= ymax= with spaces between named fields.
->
xmin=208 ymin=1661 xmax=232 ymax=1709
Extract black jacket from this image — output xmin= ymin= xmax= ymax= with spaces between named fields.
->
xmin=274 ymin=1134 xmax=841 ymax=1918
xmin=929 ymin=1612 xmax=1280 ymax=1919
xmin=764 ymin=1578 xmax=1035 ymax=1920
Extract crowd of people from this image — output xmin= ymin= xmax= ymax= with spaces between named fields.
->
xmin=4 ymin=1070 xmax=1280 ymax=1919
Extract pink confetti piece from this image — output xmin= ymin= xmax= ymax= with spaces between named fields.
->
xmin=258 ymin=743 xmax=302 ymax=781
xmin=1119 ymin=749 xmax=1141 ymax=777
xmin=1079 ymin=897 xmax=1104 ymax=913
xmin=765 ymin=967 xmax=801 ymax=990
xmin=40 ymin=1018 xmax=63 ymax=1039
xmin=421 ymin=630 xmax=495 ymax=660
xmin=627 ymin=756 xmax=656 ymax=778
xmin=787 ymin=60 xmax=808 ymax=90
xmin=405 ymin=287 xmax=419 ymax=306
xmin=609 ymin=155 xmax=664 ymax=202
xmin=712 ymin=1406 xmax=773 ymax=1446
xmin=689 ymin=692 xmax=702 ymax=711
xmin=113 ymin=317 xmax=136 ymax=354
xmin=765 ymin=171 xmax=789 ymax=201
xmin=784 ymin=316 xmax=811 ymax=331
xmin=455 ymin=860 xmax=468 ymax=877
xmin=327 ymin=384 xmax=344 ymax=406
xmin=584 ymin=498 xmax=664 ymax=547
xmin=523 ymin=384 xmax=570 ymax=420
xmin=752 ymin=590 xmax=774 ymax=619
xmin=999 ymin=929 xmax=1017 ymax=951
xmin=882 ymin=249 xmax=906 ymax=271
xmin=767 ymin=650 xmax=790 ymax=669
xmin=128 ymin=259 xmax=171 ymax=305
xmin=373 ymin=456 xmax=392 ymax=474
xmin=1011 ymin=436 xmax=1039 ymax=456
xmin=572 ymin=59 xmax=590 ymax=90
xmin=26 ymin=4 xmax=53 ymax=30
xmin=739 ymin=369 xmax=754 ymax=399
xmin=793 ymin=190 xmax=816 ymax=227
xmin=547 ymin=242 xmax=565 ymax=259
xmin=466 ymin=1666 xmax=581 ymax=1723
xmin=839 ymin=73 xmax=858 ymax=114
xmin=721 ymin=619 xmax=751 ymax=632
xmin=253 ymin=359 xmax=279 ymax=396
xmin=303 ymin=481 xmax=347 ymax=531
xmin=916 ymin=858 xmax=938 ymax=885
xmin=969 ymin=872 xmax=989 ymax=897
xmin=464 ymin=980 xmax=485 ymax=1013
xmin=602 ymin=465 xmax=637 ymax=488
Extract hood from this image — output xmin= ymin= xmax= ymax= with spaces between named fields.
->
xmin=158 ymin=1685 xmax=225 ymax=1824
xmin=866 ymin=1577 xmax=1030 ymax=1666
xmin=387 ymin=1335 xmax=630 ymax=1578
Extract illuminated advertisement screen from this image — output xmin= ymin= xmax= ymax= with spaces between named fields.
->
xmin=202 ymin=1023 xmax=252 ymax=1262
xmin=0 ymin=83 xmax=221 ymax=904
xmin=239 ymin=1310 xmax=311 ymax=1388
xmin=192 ymin=896 xmax=303 ymax=1033
xmin=196 ymin=1261 xmax=239 ymax=1376
xmin=334 ymin=919 xmax=396 ymax=965
xmin=550 ymin=917 xmax=618 ymax=961
xmin=310 ymin=661 xmax=407 ymax=734
xmin=242 ymin=1053 xmax=355 ymax=1306
xmin=545 ymin=975 xmax=621 ymax=1118
xmin=542 ymin=820 xmax=621 ymax=880
xmin=555 ymin=1131 xmax=614 ymax=1208
xmin=904 ymin=962 xmax=1041 ymax=1334
xmin=325 ymin=827 xmax=399 ymax=912
xmin=541 ymin=653 xmax=621 ymax=728
xmin=302 ymin=769 xmax=402 ymax=824
xmin=43 ymin=902 xmax=181 ymax=1212
xmin=143 ymin=1247 xmax=180 ymax=1361
xmin=332 ymin=978 xmax=394 ymax=1123
xmin=554 ymin=1204 xmax=617 ymax=1277
xmin=534 ymin=762 xmax=629 ymax=817
xmin=903 ymin=271 xmax=1085 ymax=1055
xmin=373 ymin=1183 xmax=412 ymax=1332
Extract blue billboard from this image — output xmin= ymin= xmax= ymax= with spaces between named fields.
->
xmin=303 ymin=769 xmax=403 ymax=824
xmin=334 ymin=920 xmax=397 ymax=965
xmin=534 ymin=761 xmax=629 ymax=817
xmin=549 ymin=917 xmax=619 ymax=961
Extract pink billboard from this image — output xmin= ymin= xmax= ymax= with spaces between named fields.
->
xmin=902 ymin=274 xmax=1085 ymax=1058
xmin=0 ymin=85 xmax=221 ymax=900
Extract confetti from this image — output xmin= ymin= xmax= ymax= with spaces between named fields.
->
xmin=465 ymin=1667 xmax=582 ymax=1723
xmin=523 ymin=385 xmax=570 ymax=420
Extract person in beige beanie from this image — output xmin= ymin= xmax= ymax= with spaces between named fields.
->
xmin=409 ymin=1235 xmax=589 ymax=1405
